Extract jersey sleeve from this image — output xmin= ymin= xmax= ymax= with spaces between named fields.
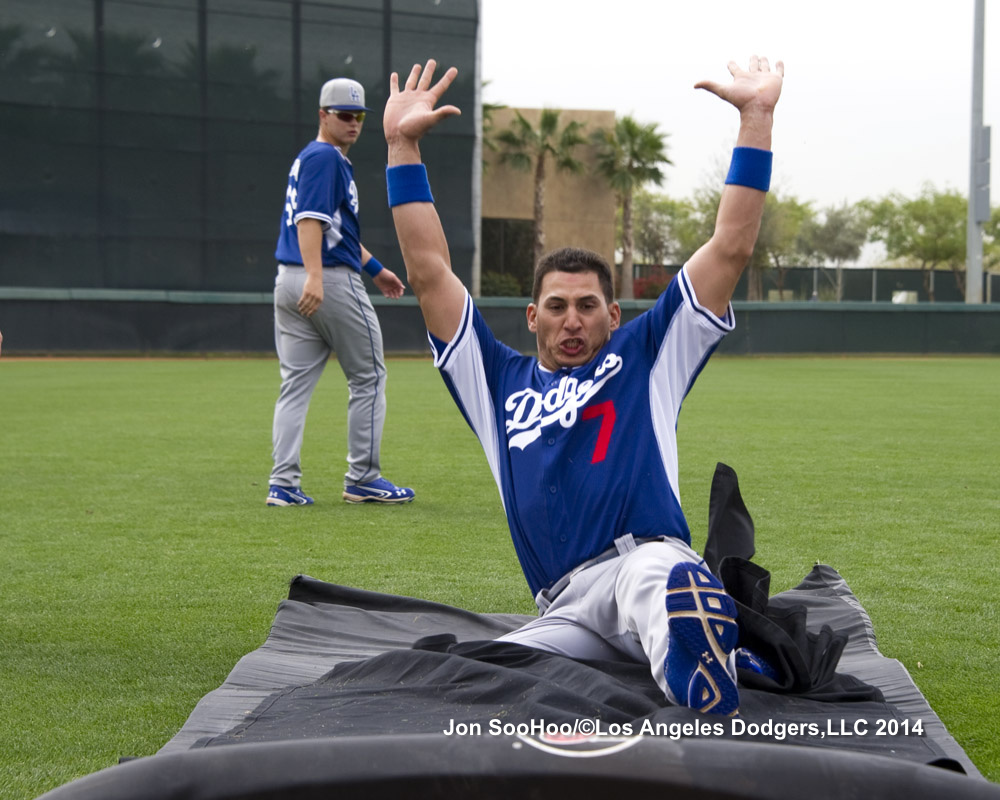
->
xmin=428 ymin=291 xmax=520 ymax=503
xmin=646 ymin=265 xmax=735 ymax=345
xmin=631 ymin=264 xmax=735 ymax=501
xmin=293 ymin=148 xmax=345 ymax=228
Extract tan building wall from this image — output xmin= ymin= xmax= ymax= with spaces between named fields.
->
xmin=482 ymin=107 xmax=617 ymax=268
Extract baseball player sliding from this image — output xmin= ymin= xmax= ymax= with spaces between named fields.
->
xmin=384 ymin=57 xmax=783 ymax=715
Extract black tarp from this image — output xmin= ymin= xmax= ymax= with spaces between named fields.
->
xmin=175 ymin=570 xmax=972 ymax=770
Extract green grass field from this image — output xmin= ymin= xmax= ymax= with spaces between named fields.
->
xmin=1 ymin=355 xmax=998 ymax=797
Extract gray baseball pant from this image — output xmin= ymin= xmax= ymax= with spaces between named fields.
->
xmin=270 ymin=264 xmax=386 ymax=488
xmin=496 ymin=539 xmax=723 ymax=702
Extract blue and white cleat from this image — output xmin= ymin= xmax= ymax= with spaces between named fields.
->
xmin=343 ymin=477 xmax=415 ymax=504
xmin=664 ymin=561 xmax=740 ymax=716
xmin=266 ymin=484 xmax=314 ymax=507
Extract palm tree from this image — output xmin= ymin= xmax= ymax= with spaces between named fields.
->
xmin=480 ymin=80 xmax=506 ymax=170
xmin=592 ymin=116 xmax=671 ymax=299
xmin=494 ymin=109 xmax=587 ymax=269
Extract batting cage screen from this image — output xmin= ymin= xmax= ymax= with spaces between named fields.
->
xmin=0 ymin=0 xmax=479 ymax=293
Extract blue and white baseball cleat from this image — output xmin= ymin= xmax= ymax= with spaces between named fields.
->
xmin=342 ymin=477 xmax=415 ymax=504
xmin=664 ymin=561 xmax=740 ymax=716
xmin=266 ymin=484 xmax=314 ymax=506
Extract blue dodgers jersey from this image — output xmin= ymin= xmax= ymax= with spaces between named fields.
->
xmin=430 ymin=266 xmax=734 ymax=596
xmin=275 ymin=140 xmax=363 ymax=271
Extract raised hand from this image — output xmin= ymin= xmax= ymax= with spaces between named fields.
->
xmin=384 ymin=60 xmax=461 ymax=159
xmin=695 ymin=56 xmax=784 ymax=115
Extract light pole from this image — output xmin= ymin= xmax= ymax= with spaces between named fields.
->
xmin=966 ymin=0 xmax=991 ymax=304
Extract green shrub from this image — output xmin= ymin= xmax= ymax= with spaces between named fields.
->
xmin=480 ymin=270 xmax=524 ymax=297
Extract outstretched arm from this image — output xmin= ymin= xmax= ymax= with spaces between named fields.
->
xmin=383 ymin=60 xmax=465 ymax=341
xmin=686 ymin=56 xmax=784 ymax=317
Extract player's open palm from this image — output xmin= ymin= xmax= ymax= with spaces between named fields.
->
xmin=696 ymin=56 xmax=784 ymax=114
xmin=384 ymin=60 xmax=461 ymax=145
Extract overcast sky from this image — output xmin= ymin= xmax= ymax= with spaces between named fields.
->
xmin=479 ymin=0 xmax=998 ymax=211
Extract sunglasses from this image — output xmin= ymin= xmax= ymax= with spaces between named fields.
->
xmin=325 ymin=109 xmax=366 ymax=123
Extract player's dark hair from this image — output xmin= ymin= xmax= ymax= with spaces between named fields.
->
xmin=532 ymin=247 xmax=615 ymax=303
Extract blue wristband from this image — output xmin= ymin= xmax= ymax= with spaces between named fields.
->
xmin=725 ymin=147 xmax=772 ymax=192
xmin=386 ymin=164 xmax=434 ymax=207
xmin=363 ymin=256 xmax=384 ymax=278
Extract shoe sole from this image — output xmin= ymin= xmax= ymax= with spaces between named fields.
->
xmin=665 ymin=562 xmax=739 ymax=716
xmin=342 ymin=491 xmax=414 ymax=504
xmin=266 ymin=498 xmax=310 ymax=506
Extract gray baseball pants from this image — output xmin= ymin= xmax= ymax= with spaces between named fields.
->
xmin=270 ymin=264 xmax=386 ymax=488
xmin=496 ymin=539 xmax=722 ymax=702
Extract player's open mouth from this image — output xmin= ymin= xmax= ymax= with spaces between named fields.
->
xmin=560 ymin=338 xmax=585 ymax=356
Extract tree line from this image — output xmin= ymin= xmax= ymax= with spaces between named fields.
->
xmin=488 ymin=106 xmax=1000 ymax=302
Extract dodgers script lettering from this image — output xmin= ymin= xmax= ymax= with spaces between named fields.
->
xmin=504 ymin=353 xmax=623 ymax=451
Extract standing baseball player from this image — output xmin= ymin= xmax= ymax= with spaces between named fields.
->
xmin=268 ymin=77 xmax=414 ymax=506
xmin=383 ymin=57 xmax=783 ymax=715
